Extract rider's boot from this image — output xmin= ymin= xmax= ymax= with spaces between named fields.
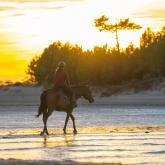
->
xmin=70 ymin=95 xmax=77 ymax=108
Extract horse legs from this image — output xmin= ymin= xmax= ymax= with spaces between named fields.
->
xmin=40 ymin=112 xmax=47 ymax=136
xmin=40 ymin=109 xmax=53 ymax=135
xmin=70 ymin=114 xmax=77 ymax=134
xmin=63 ymin=113 xmax=69 ymax=134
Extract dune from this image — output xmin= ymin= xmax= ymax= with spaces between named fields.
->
xmin=0 ymin=85 xmax=165 ymax=106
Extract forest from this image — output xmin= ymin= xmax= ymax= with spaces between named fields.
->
xmin=27 ymin=20 xmax=165 ymax=88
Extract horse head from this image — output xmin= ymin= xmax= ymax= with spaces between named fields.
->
xmin=78 ymin=85 xmax=94 ymax=103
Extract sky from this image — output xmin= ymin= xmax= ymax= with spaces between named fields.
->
xmin=0 ymin=0 xmax=165 ymax=82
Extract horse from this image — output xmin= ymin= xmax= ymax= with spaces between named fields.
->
xmin=36 ymin=85 xmax=94 ymax=135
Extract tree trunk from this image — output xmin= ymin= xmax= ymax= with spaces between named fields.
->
xmin=115 ymin=24 xmax=120 ymax=53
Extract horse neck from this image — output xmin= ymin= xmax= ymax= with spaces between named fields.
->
xmin=72 ymin=87 xmax=84 ymax=100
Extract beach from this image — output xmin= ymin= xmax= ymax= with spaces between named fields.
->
xmin=0 ymin=86 xmax=165 ymax=165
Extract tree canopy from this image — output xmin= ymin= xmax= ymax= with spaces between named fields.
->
xmin=94 ymin=15 xmax=142 ymax=52
xmin=27 ymin=27 xmax=165 ymax=88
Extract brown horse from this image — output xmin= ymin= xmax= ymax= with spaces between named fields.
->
xmin=36 ymin=85 xmax=94 ymax=135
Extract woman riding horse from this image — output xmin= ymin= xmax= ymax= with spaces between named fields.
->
xmin=36 ymin=61 xmax=94 ymax=135
xmin=53 ymin=61 xmax=76 ymax=108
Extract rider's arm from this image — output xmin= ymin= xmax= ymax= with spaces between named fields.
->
xmin=65 ymin=72 xmax=71 ymax=87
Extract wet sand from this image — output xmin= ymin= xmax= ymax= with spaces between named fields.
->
xmin=0 ymin=128 xmax=165 ymax=165
xmin=0 ymin=159 xmax=121 ymax=165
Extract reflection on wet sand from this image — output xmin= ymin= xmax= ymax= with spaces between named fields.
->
xmin=42 ymin=135 xmax=76 ymax=148
xmin=0 ymin=130 xmax=165 ymax=164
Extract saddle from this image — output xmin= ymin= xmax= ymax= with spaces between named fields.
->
xmin=55 ymin=89 xmax=70 ymax=109
xmin=53 ymin=87 xmax=76 ymax=109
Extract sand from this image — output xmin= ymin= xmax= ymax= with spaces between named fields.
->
xmin=0 ymin=85 xmax=165 ymax=106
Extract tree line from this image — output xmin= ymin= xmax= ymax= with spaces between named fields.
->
xmin=27 ymin=20 xmax=165 ymax=88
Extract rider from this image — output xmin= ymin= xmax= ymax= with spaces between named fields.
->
xmin=53 ymin=61 xmax=76 ymax=108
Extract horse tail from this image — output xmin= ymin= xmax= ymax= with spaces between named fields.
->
xmin=35 ymin=90 xmax=47 ymax=117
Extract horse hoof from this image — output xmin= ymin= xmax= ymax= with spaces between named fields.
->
xmin=63 ymin=128 xmax=67 ymax=134
xmin=73 ymin=130 xmax=77 ymax=134
xmin=40 ymin=132 xmax=44 ymax=136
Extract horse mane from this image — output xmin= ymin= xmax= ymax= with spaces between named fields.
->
xmin=71 ymin=85 xmax=89 ymax=89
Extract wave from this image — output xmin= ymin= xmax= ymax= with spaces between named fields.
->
xmin=145 ymin=150 xmax=165 ymax=154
